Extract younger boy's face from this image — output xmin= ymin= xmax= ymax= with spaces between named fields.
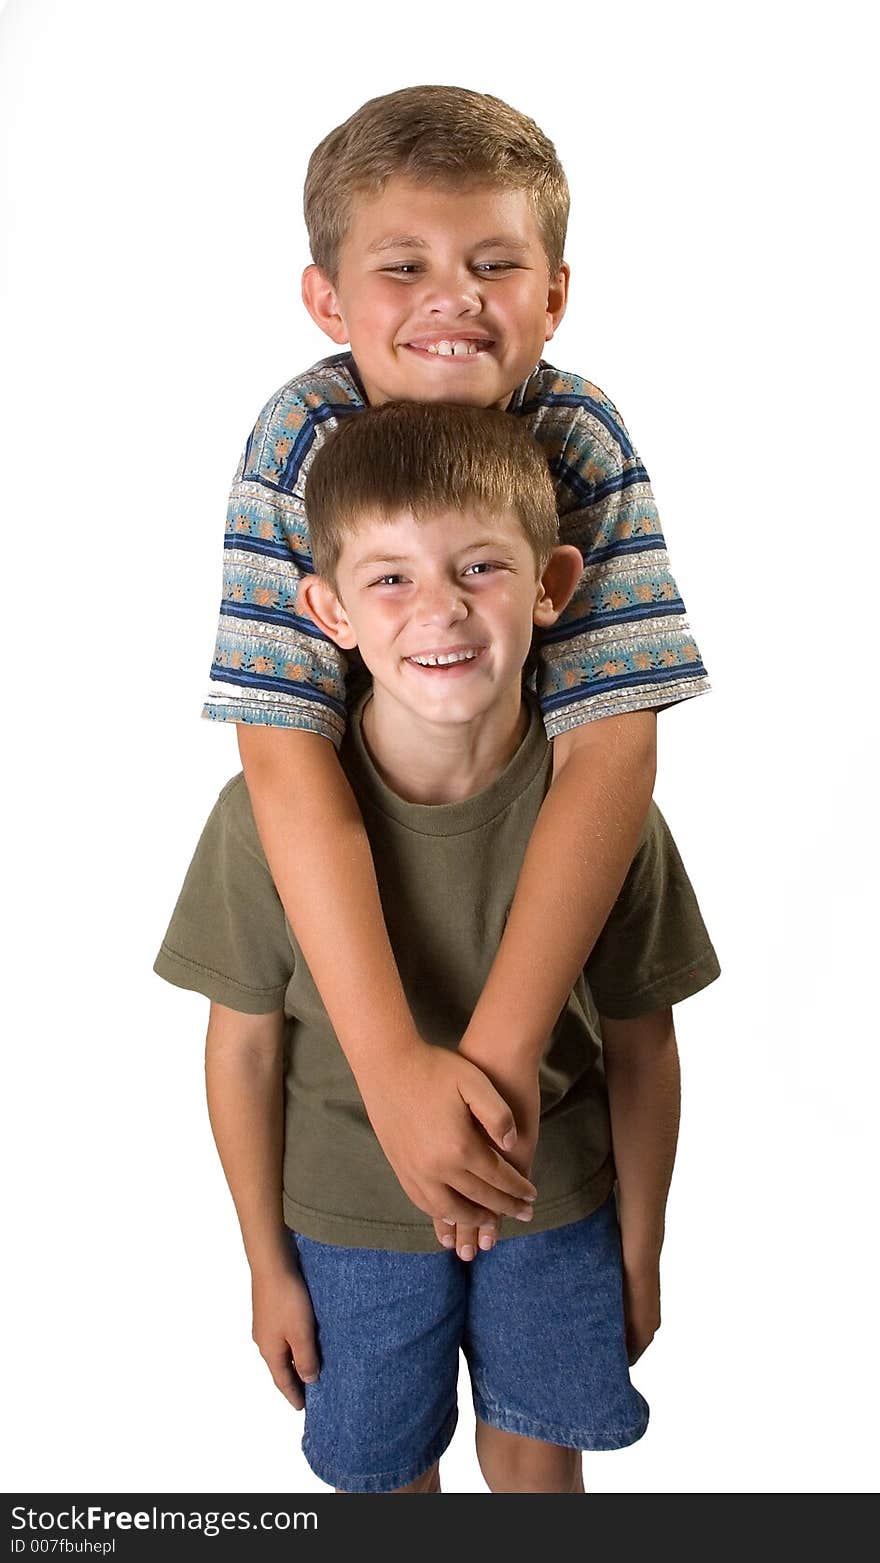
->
xmin=303 ymin=178 xmax=568 ymax=409
xmin=318 ymin=507 xmax=550 ymax=731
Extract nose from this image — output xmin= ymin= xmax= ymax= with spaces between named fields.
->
xmin=415 ymin=575 xmax=469 ymax=627
xmin=423 ymin=262 xmax=482 ymax=317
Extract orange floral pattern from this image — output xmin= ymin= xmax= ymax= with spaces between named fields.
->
xmin=205 ymin=356 xmax=708 ymax=741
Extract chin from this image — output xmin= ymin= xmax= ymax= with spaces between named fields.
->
xmin=425 ymin=701 xmax=490 ymax=725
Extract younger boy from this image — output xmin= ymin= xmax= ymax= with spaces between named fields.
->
xmin=159 ymin=404 xmax=720 ymax=1493
xmin=203 ymin=87 xmax=710 ymax=1236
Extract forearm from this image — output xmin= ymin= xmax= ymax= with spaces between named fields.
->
xmin=601 ymin=1008 xmax=680 ymax=1267
xmin=463 ymin=711 xmax=656 ymax=1068
xmin=204 ymin=1004 xmax=290 ymax=1278
xmin=238 ymin=726 xmax=419 ymax=1082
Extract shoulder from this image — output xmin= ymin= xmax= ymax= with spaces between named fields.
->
xmin=242 ymin=353 xmax=365 ymax=487
xmin=213 ymin=772 xmax=268 ymax=862
xmin=513 ymin=360 xmax=640 ymax=479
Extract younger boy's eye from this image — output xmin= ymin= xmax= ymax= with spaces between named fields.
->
xmin=381 ymin=263 xmax=422 ymax=276
xmin=370 ymin=574 xmax=407 ymax=587
xmin=473 ymin=262 xmax=516 ymax=274
xmin=464 ymin=561 xmax=499 ymax=576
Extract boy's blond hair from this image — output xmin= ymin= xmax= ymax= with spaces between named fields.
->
xmin=304 ymin=85 xmax=569 ymax=283
xmin=305 ymin=402 xmax=560 ymax=591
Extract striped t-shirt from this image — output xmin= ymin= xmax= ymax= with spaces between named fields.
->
xmin=204 ymin=353 xmax=709 ymax=744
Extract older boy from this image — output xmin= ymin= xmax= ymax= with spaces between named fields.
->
xmin=203 ymin=87 xmax=710 ymax=1239
xmin=160 ymin=404 xmax=719 ymax=1493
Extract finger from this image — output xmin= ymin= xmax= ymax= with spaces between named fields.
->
xmin=456 ymin=1070 xmax=518 ymax=1151
xmin=432 ymin=1216 xmax=456 ymax=1249
xmin=263 ymin=1345 xmax=306 ymax=1410
xmin=455 ymin=1224 xmax=480 ymax=1262
xmin=457 ymin=1216 xmax=500 ymax=1257
xmin=437 ymin=1190 xmax=521 ymax=1227
xmin=289 ymin=1329 xmax=320 ymax=1388
xmin=449 ymin=1169 xmax=537 ymax=1220
xmin=477 ymin=1219 xmax=498 ymax=1253
xmin=464 ymin=1144 xmax=538 ymax=1201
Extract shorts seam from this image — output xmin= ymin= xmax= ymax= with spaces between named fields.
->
xmin=301 ymin=1403 xmax=458 ymax=1494
xmin=472 ymin=1376 xmax=648 ymax=1453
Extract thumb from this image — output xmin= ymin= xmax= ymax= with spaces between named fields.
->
xmin=456 ymin=1060 xmax=517 ymax=1152
xmin=290 ymin=1317 xmax=320 ymax=1387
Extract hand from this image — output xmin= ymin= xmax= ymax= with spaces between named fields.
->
xmin=621 ymin=1258 xmax=661 ymax=1365
xmin=357 ymin=1041 xmax=537 ymax=1231
xmin=251 ymin=1261 xmax=319 ymax=1410
xmin=435 ymin=1046 xmax=542 ymax=1262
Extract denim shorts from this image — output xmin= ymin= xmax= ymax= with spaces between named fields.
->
xmin=288 ymin=1194 xmax=649 ymax=1493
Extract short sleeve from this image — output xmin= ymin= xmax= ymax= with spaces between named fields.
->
xmin=202 ymin=357 xmax=366 ymax=744
xmin=585 ymin=802 xmax=720 ymax=1018
xmin=517 ymin=368 xmax=710 ymax=738
xmin=154 ymin=775 xmax=294 ymax=1014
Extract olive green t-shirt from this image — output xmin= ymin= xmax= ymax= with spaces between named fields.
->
xmin=155 ymin=694 xmax=719 ymax=1251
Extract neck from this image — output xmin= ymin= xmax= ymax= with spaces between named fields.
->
xmin=360 ymin=686 xmax=528 ymax=804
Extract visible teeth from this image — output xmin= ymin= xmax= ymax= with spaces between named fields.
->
xmin=426 ymin=339 xmax=481 ymax=357
xmin=410 ymin=650 xmax=478 ymax=667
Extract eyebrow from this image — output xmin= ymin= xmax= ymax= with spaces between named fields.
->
xmin=366 ymin=233 xmax=531 ymax=255
xmin=471 ymin=236 xmax=531 ymax=253
xmin=459 ymin=536 xmax=519 ymax=553
xmin=367 ymin=235 xmax=430 ymax=254
xmin=351 ymin=538 xmax=518 ymax=574
xmin=351 ymin=552 xmax=414 ymax=573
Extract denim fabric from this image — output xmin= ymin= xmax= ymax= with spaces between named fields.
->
xmin=290 ymin=1195 xmax=648 ymax=1493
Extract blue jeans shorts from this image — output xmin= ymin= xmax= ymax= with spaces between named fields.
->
xmin=288 ymin=1194 xmax=649 ymax=1493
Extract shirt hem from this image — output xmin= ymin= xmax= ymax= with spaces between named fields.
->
xmin=591 ymin=946 xmax=721 ymax=1018
xmin=202 ymin=694 xmax=343 ymax=744
xmin=153 ymin=946 xmax=288 ymax=1015
xmin=542 ymin=675 xmax=710 ymax=737
xmin=282 ymin=1162 xmax=615 ymax=1253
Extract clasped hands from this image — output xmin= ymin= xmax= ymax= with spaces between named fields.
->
xmin=357 ymin=1034 xmax=542 ymax=1262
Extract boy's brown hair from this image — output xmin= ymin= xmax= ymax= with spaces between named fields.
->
xmin=305 ymin=401 xmax=560 ymax=591
xmin=304 ymin=85 xmax=569 ymax=283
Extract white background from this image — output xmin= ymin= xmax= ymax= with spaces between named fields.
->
xmin=1 ymin=0 xmax=877 ymax=1495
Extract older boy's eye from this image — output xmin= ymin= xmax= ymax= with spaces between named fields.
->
xmin=473 ymin=262 xmax=516 ymax=274
xmin=464 ymin=561 xmax=499 ymax=576
xmin=370 ymin=574 xmax=407 ymax=587
xmin=381 ymin=263 xmax=422 ymax=276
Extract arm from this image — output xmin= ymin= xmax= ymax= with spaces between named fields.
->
xmin=213 ymin=375 xmax=534 ymax=1236
xmin=458 ymin=709 xmax=657 ymax=1168
xmin=461 ymin=369 xmax=704 ymax=1162
xmin=238 ymin=725 xmax=538 ymax=1230
xmin=600 ymin=1007 xmax=681 ymax=1364
xmin=204 ymin=1001 xmax=319 ymax=1407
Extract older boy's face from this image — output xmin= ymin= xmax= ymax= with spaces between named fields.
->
xmin=311 ymin=178 xmax=568 ymax=409
xmin=330 ymin=506 xmax=546 ymax=729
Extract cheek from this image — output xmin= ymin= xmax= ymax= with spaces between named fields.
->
xmin=505 ymin=287 xmax=549 ymax=335
xmin=357 ymin=285 xmax=406 ymax=326
xmin=367 ymin=601 xmax=409 ymax=638
xmin=486 ymin=588 xmax=534 ymax=641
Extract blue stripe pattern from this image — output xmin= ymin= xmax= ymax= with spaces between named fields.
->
xmin=204 ymin=355 xmax=709 ymax=737
xmin=538 ymin=599 xmax=685 ymax=645
xmin=542 ymin=662 xmax=707 ymax=712
xmin=218 ymin=601 xmax=327 ymax=638
xmin=551 ymin=458 xmax=651 ymax=508
xmin=223 ymin=533 xmax=312 ymax=568
xmin=278 ymin=400 xmax=363 ymax=491
xmin=520 ymin=392 xmax=637 ymax=460
xmin=210 ymin=665 xmax=347 ymax=716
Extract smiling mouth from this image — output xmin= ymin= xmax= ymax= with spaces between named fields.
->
xmin=404 ymin=647 xmax=485 ymax=669
xmin=404 ymin=338 xmax=494 ymax=358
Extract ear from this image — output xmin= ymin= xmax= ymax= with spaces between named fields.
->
xmin=532 ymin=543 xmax=583 ymax=627
xmin=544 ymin=261 xmax=570 ymax=343
xmin=301 ymin=264 xmax=350 ymax=346
xmin=298 ymin=574 xmax=359 ymax=649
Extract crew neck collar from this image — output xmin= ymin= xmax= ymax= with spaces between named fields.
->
xmin=344 ymin=691 xmax=548 ymax=836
